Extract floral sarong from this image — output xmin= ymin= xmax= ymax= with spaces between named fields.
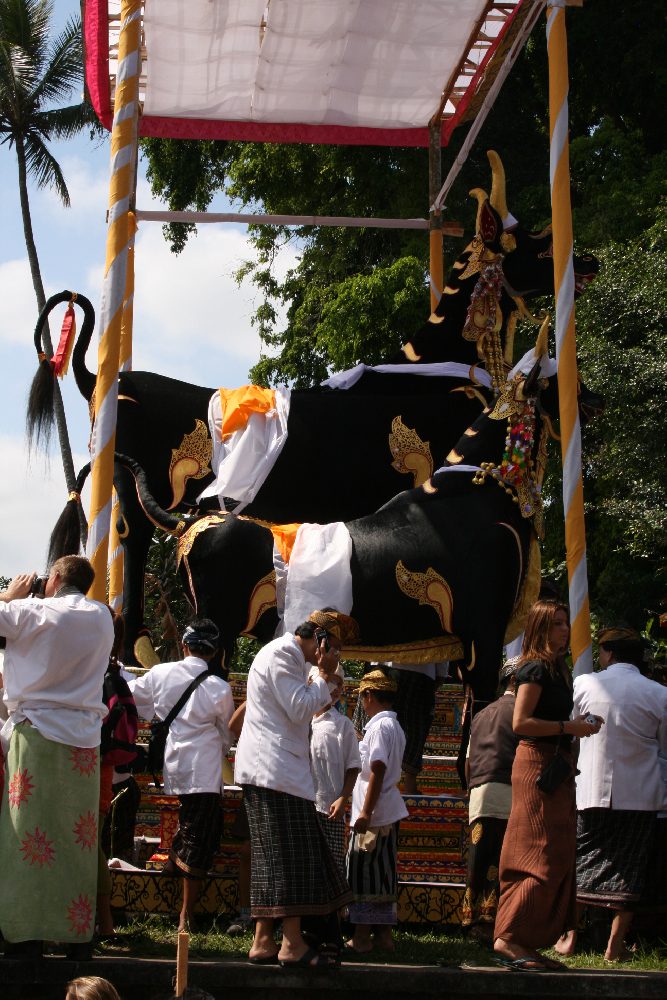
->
xmin=0 ymin=721 xmax=100 ymax=943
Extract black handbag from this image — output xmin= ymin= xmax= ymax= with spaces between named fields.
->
xmin=536 ymin=746 xmax=572 ymax=794
xmin=147 ymin=670 xmax=209 ymax=787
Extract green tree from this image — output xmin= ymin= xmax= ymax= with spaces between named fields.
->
xmin=541 ymin=208 xmax=667 ymax=628
xmin=0 ymin=0 xmax=96 ymax=496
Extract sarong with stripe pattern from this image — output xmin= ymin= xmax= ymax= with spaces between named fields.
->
xmin=494 ymin=741 xmax=576 ymax=948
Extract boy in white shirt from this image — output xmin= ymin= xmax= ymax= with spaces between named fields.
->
xmin=309 ymin=668 xmax=361 ymax=873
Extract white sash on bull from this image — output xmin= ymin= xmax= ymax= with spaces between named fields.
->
xmin=275 ymin=522 xmax=354 ymax=636
xmin=198 ymin=385 xmax=291 ymax=512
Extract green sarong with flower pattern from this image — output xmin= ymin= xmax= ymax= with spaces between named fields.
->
xmin=0 ymin=721 xmax=99 ymax=943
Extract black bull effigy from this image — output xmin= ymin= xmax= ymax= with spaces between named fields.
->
xmin=113 ymin=322 xmax=603 ymax=711
xmin=30 ymin=152 xmax=598 ymax=665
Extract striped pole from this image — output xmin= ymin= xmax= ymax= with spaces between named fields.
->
xmin=107 ymin=215 xmax=137 ymax=611
xmin=546 ymin=0 xmax=592 ymax=676
xmin=86 ymin=0 xmax=141 ymax=601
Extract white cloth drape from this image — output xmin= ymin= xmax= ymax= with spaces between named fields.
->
xmin=144 ymin=0 xmax=493 ymax=128
xmin=198 ymin=386 xmax=291 ymax=512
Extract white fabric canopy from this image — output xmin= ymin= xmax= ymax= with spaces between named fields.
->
xmin=143 ymin=0 xmax=498 ymax=129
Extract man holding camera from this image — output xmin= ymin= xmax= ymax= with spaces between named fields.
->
xmin=235 ymin=609 xmax=358 ymax=967
xmin=0 ymin=556 xmax=114 ymax=958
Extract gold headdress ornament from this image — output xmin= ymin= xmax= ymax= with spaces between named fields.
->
xmin=308 ymin=609 xmax=360 ymax=645
xmin=359 ymin=669 xmax=398 ymax=695
xmin=598 ymin=625 xmax=642 ymax=645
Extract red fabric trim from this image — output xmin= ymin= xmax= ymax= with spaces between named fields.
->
xmin=83 ymin=0 xmax=112 ymax=131
xmin=138 ymin=116 xmax=433 ymax=148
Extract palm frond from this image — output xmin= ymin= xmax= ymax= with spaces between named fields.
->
xmin=31 ymin=14 xmax=82 ymax=108
xmin=35 ymin=100 xmax=96 ymax=141
xmin=23 ymin=128 xmax=69 ymax=204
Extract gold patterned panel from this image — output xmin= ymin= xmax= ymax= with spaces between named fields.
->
xmin=395 ymin=561 xmax=455 ymax=633
xmin=241 ymin=570 xmax=277 ymax=637
xmin=168 ymin=419 xmax=213 ymax=510
xmin=389 ymin=417 xmax=433 ymax=488
xmin=345 ymin=636 xmax=463 ymax=665
xmin=109 ymin=871 xmax=466 ymax=925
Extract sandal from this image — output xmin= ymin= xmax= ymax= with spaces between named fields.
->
xmin=493 ymin=953 xmax=549 ymax=972
xmin=278 ymin=946 xmax=335 ymax=968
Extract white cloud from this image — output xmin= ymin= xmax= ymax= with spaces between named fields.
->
xmin=0 ymin=434 xmax=90 ymax=577
xmin=0 ymin=260 xmax=39 ymax=345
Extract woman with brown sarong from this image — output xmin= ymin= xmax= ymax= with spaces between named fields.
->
xmin=493 ymin=600 xmax=604 ymax=972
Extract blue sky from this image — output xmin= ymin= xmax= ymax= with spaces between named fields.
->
xmin=1 ymin=0 xmax=294 ymax=575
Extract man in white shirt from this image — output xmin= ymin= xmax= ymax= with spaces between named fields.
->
xmin=235 ymin=609 xmax=357 ymax=968
xmin=0 ymin=556 xmax=114 ymax=959
xmin=132 ymin=619 xmax=234 ymax=932
xmin=562 ymin=625 xmax=667 ymax=962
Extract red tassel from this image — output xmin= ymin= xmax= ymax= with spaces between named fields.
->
xmin=51 ymin=303 xmax=76 ymax=378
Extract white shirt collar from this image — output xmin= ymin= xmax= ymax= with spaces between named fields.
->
xmin=363 ymin=709 xmax=397 ymax=733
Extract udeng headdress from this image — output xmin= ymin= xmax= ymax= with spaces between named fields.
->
xmin=359 ymin=670 xmax=398 ymax=695
xmin=308 ymin=610 xmax=360 ymax=645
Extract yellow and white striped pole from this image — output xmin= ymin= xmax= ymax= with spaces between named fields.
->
xmin=546 ymin=0 xmax=592 ymax=675
xmin=87 ymin=0 xmax=141 ymax=601
xmin=107 ymin=216 xmax=137 ymax=611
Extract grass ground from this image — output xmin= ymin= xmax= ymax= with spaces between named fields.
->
xmin=97 ymin=916 xmax=667 ymax=972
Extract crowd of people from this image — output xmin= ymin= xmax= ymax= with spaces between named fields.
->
xmin=0 ymin=559 xmax=665 ymax=977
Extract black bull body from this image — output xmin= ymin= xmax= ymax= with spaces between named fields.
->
xmin=118 ymin=346 xmax=603 ymax=700
xmin=29 ymin=152 xmax=598 ymax=665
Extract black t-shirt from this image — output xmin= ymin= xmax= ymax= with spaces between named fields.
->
xmin=515 ymin=659 xmax=573 ymax=745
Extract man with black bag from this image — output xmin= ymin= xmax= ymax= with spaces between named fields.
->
xmin=132 ymin=620 xmax=234 ymax=931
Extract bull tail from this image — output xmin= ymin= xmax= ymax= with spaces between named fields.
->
xmin=27 ymin=291 xmax=96 ymax=450
xmin=46 ymin=462 xmax=91 ymax=567
xmin=115 ymin=453 xmax=193 ymax=537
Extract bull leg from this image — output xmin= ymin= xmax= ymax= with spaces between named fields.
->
xmin=114 ymin=476 xmax=156 ymax=667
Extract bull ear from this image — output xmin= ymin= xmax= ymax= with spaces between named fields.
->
xmin=469 ymin=187 xmax=500 ymax=245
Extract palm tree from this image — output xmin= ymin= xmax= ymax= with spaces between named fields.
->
xmin=0 ymin=0 xmax=97 ymax=517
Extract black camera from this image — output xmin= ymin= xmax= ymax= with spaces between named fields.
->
xmin=29 ymin=575 xmax=47 ymax=598
xmin=315 ymin=629 xmax=330 ymax=652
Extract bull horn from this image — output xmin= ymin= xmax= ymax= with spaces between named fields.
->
xmin=488 ymin=150 xmax=509 ymax=225
xmin=534 ymin=313 xmax=551 ymax=361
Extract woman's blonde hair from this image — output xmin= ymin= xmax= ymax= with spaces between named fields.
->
xmin=66 ymin=977 xmax=121 ymax=1000
xmin=519 ymin=599 xmax=570 ymax=675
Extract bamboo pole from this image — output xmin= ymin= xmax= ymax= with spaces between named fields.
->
xmin=175 ymin=930 xmax=189 ymax=997
xmin=428 ymin=121 xmax=444 ymax=310
xmin=546 ymin=0 xmax=592 ymax=676
xmin=86 ymin=0 xmax=141 ymax=601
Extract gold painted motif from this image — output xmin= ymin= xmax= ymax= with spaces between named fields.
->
xmin=389 ymin=417 xmax=433 ymax=488
xmin=176 ymin=513 xmax=227 ymax=567
xmin=345 ymin=635 xmax=463 ymax=665
xmin=504 ymin=534 xmax=541 ymax=645
xmin=168 ymin=419 xmax=213 ymax=510
xmin=241 ymin=571 xmax=277 ymax=637
xmin=134 ymin=634 xmax=159 ymax=670
xmin=471 ymin=823 xmax=483 ymax=845
xmin=395 ymin=561 xmax=454 ymax=633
